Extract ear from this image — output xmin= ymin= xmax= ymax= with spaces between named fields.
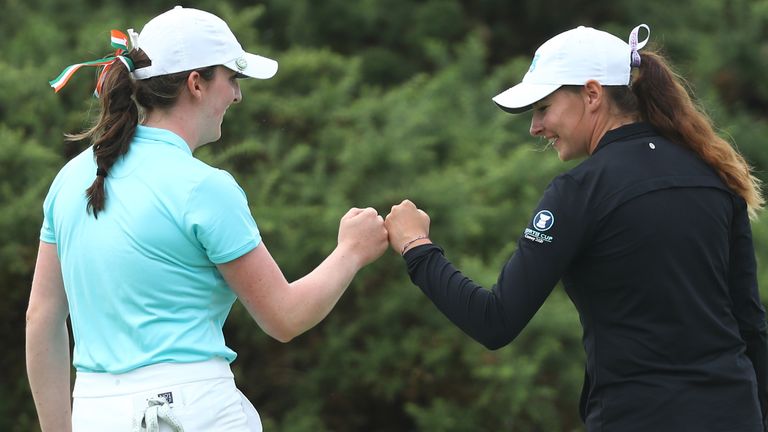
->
xmin=185 ymin=71 xmax=204 ymax=100
xmin=582 ymin=80 xmax=604 ymax=112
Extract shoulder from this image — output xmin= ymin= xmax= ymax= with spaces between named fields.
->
xmin=45 ymin=146 xmax=95 ymax=195
xmin=194 ymin=168 xmax=242 ymax=194
xmin=60 ymin=145 xmax=96 ymax=175
xmin=185 ymin=168 xmax=248 ymax=214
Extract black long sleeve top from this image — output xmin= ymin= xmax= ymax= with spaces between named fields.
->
xmin=405 ymin=123 xmax=768 ymax=432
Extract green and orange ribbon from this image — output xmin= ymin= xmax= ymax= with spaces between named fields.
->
xmin=49 ymin=30 xmax=134 ymax=96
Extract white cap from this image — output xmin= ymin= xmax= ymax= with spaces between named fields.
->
xmin=130 ymin=6 xmax=278 ymax=80
xmin=493 ymin=25 xmax=649 ymax=113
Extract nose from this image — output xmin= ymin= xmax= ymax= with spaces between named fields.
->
xmin=233 ymin=81 xmax=242 ymax=104
xmin=529 ymin=113 xmax=544 ymax=137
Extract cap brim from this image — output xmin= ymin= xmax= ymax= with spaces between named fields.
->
xmin=492 ymin=82 xmax=561 ymax=114
xmin=225 ymin=53 xmax=278 ymax=79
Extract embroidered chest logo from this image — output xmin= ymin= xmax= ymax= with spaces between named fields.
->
xmin=524 ymin=210 xmax=555 ymax=244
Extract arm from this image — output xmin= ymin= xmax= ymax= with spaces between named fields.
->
xmin=728 ymin=197 xmax=768 ymax=427
xmin=384 ymin=199 xmax=531 ymax=348
xmin=25 ymin=241 xmax=72 ymax=432
xmin=385 ymin=182 xmax=587 ymax=349
xmin=401 ymin=243 xmax=560 ymax=350
xmin=218 ymin=207 xmax=388 ymax=342
xmin=385 ymin=199 xmax=562 ymax=349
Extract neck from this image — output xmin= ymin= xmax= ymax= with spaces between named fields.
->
xmin=588 ymin=113 xmax=638 ymax=154
xmin=143 ymin=108 xmax=201 ymax=152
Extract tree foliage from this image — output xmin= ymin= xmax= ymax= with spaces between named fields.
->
xmin=4 ymin=0 xmax=768 ymax=431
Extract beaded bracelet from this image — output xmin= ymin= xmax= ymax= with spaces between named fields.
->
xmin=401 ymin=235 xmax=429 ymax=256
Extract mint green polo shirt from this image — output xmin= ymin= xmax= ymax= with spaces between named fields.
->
xmin=40 ymin=126 xmax=261 ymax=373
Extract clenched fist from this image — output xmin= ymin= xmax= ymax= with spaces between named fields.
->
xmin=384 ymin=200 xmax=432 ymax=255
xmin=338 ymin=207 xmax=389 ymax=268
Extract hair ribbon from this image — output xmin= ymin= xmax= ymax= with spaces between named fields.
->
xmin=628 ymin=24 xmax=650 ymax=67
xmin=49 ymin=30 xmax=135 ymax=96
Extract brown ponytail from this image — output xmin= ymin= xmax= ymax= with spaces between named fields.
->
xmin=67 ymin=49 xmax=149 ymax=218
xmin=627 ymin=50 xmax=764 ymax=218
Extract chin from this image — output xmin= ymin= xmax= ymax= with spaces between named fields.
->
xmin=207 ymin=131 xmax=223 ymax=144
xmin=557 ymin=148 xmax=588 ymax=162
xmin=196 ymin=134 xmax=222 ymax=150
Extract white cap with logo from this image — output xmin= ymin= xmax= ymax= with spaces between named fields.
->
xmin=130 ymin=6 xmax=278 ymax=80
xmin=493 ymin=24 xmax=649 ymax=113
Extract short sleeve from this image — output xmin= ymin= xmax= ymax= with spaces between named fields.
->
xmin=39 ymin=173 xmax=62 ymax=244
xmin=184 ymin=170 xmax=261 ymax=264
xmin=40 ymin=197 xmax=56 ymax=243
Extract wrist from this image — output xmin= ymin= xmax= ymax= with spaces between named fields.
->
xmin=335 ymin=242 xmax=365 ymax=270
xmin=401 ymin=235 xmax=430 ymax=255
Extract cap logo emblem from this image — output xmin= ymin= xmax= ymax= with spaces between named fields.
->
xmin=235 ymin=57 xmax=248 ymax=71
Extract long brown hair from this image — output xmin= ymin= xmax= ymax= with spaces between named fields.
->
xmin=68 ymin=50 xmax=216 ymax=218
xmin=610 ymin=50 xmax=763 ymax=218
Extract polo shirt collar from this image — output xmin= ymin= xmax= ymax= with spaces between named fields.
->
xmin=134 ymin=125 xmax=193 ymax=155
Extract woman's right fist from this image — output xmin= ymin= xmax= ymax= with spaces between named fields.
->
xmin=338 ymin=207 xmax=389 ymax=268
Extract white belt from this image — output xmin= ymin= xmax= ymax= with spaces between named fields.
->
xmin=133 ymin=396 xmax=185 ymax=432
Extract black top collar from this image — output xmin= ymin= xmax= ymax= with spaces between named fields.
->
xmin=592 ymin=122 xmax=658 ymax=155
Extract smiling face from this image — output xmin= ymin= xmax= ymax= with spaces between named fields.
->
xmin=529 ymin=87 xmax=593 ymax=161
xmin=199 ymin=66 xmax=243 ymax=145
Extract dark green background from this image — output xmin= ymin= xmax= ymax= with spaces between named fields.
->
xmin=4 ymin=0 xmax=768 ymax=430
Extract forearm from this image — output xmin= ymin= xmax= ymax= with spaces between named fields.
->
xmin=222 ymin=243 xmax=364 ymax=342
xmin=405 ymin=244 xmax=514 ymax=349
xmin=223 ymin=206 xmax=387 ymax=343
xmin=286 ymin=245 xmax=361 ymax=336
xmin=404 ymin=243 xmax=556 ymax=350
xmin=26 ymin=319 xmax=72 ymax=432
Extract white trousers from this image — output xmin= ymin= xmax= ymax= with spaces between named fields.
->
xmin=72 ymin=358 xmax=262 ymax=432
